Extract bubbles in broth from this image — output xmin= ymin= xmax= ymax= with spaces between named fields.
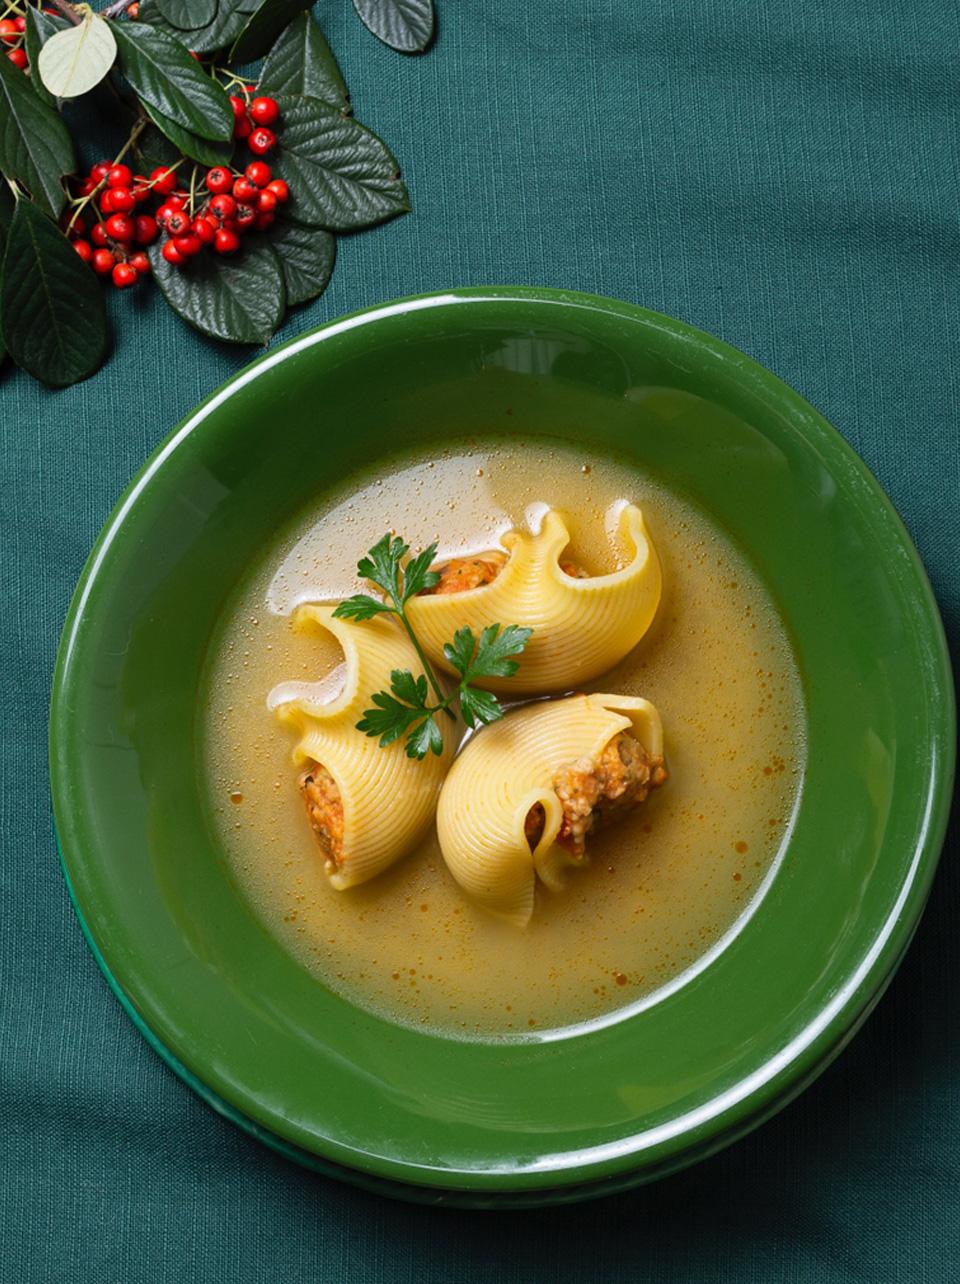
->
xmin=202 ymin=440 xmax=805 ymax=1039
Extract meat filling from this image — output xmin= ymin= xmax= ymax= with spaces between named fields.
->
xmin=524 ymin=731 xmax=667 ymax=856
xmin=300 ymin=762 xmax=344 ymax=868
xmin=419 ymin=552 xmax=586 ymax=595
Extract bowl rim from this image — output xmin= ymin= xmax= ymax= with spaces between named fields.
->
xmin=50 ymin=285 xmax=957 ymax=1203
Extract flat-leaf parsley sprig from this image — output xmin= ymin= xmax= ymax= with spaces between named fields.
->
xmin=332 ymin=533 xmax=532 ymax=759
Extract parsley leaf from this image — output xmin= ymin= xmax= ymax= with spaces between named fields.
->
xmin=444 ymin=623 xmax=533 ymax=683
xmin=356 ymin=532 xmax=407 ymax=602
xmin=401 ymin=541 xmax=441 ymax=601
xmin=389 ymin=667 xmax=429 ymax=709
xmin=458 ymin=686 xmax=503 ymax=728
xmin=332 ymin=592 xmax=393 ymax=622
xmin=406 ymin=714 xmax=444 ymax=759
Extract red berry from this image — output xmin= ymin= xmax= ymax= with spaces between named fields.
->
xmin=112 ymin=261 xmax=138 ymax=288
xmin=92 ymin=248 xmax=115 ymax=275
xmin=77 ymin=177 xmax=97 ymax=197
xmin=99 ymin=189 xmax=117 ymax=214
xmin=149 ymin=166 xmax=177 ymax=195
xmin=234 ymin=202 xmax=256 ymax=231
xmin=107 ymin=164 xmax=133 ymax=189
xmin=7 ymin=46 xmax=27 ymax=69
xmin=214 ymin=228 xmax=239 ymax=255
xmin=208 ymin=193 xmax=236 ymax=221
xmin=91 ymin=161 xmax=111 ymax=183
xmin=253 ymin=211 xmax=274 ymax=231
xmin=132 ymin=176 xmax=151 ymax=203
xmin=229 ymin=95 xmax=247 ymax=121
xmin=165 ymin=210 xmax=190 ymax=237
xmin=66 ymin=214 xmax=87 ymax=237
xmin=129 ymin=251 xmax=150 ymax=274
xmin=105 ymin=213 xmax=135 ymax=242
xmin=265 ymin=179 xmax=288 ymax=204
xmin=73 ymin=239 xmax=93 ymax=263
xmin=0 ymin=19 xmax=19 ymax=44
xmin=248 ymin=128 xmax=276 ymax=156
xmin=192 ymin=216 xmax=216 ymax=245
xmin=188 ymin=50 xmax=199 ymax=60
xmin=249 ymin=96 xmax=279 ymax=126
xmin=245 ymin=160 xmax=271 ymax=188
xmin=161 ymin=240 xmax=184 ymax=265
xmin=127 ymin=0 xmax=139 ymax=15
xmin=14 ymin=16 xmax=27 ymax=32
xmin=232 ymin=176 xmax=257 ymax=203
xmin=256 ymin=190 xmax=277 ymax=214
xmin=173 ymin=232 xmax=202 ymax=256
xmin=134 ymin=214 xmax=158 ymax=244
xmin=204 ymin=166 xmax=232 ymax=194
xmin=90 ymin=222 xmax=109 ymax=247
xmin=233 ymin=114 xmax=252 ymax=140
xmin=107 ymin=185 xmax=135 ymax=213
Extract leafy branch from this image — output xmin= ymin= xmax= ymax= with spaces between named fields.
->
xmin=333 ymin=533 xmax=532 ymax=759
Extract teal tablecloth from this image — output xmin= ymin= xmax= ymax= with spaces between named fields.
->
xmin=4 ymin=2 xmax=958 ymax=1279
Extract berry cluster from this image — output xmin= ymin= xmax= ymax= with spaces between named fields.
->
xmin=66 ymin=161 xmax=161 ymax=289
xmin=229 ymin=91 xmax=279 ymax=155
xmin=0 ymin=14 xmax=28 ymax=71
xmin=63 ymin=95 xmax=289 ymax=285
xmin=157 ymin=159 xmax=288 ymax=265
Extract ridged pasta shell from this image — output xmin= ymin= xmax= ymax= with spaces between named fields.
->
xmin=405 ymin=505 xmax=661 ymax=694
xmin=436 ymin=694 xmax=664 ymax=926
xmin=275 ymin=605 xmax=458 ymax=889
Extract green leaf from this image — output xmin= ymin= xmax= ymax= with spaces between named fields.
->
xmin=0 ymin=197 xmax=108 ymax=387
xmin=444 ymin=623 xmax=532 ymax=682
xmin=352 ymin=0 xmax=434 ymax=54
xmin=458 ymin=686 xmax=502 ymax=729
xmin=38 ymin=13 xmax=117 ymax=100
xmin=140 ymin=101 xmax=234 ymax=167
xmin=112 ymin=22 xmax=233 ymax=141
xmin=270 ymin=219 xmax=335 ymax=306
xmin=356 ymin=691 xmax=424 ymax=747
xmin=149 ymin=236 xmax=285 ymax=344
xmin=25 ymin=9 xmax=67 ymax=107
xmin=259 ymin=10 xmax=348 ymax=110
xmin=405 ymin=714 xmax=443 ymax=759
xmin=273 ymin=94 xmax=408 ymax=232
xmin=401 ymin=542 xmax=439 ymax=601
xmin=230 ymin=0 xmax=312 ymax=63
xmin=331 ymin=592 xmax=392 ymax=622
xmin=154 ymin=0 xmax=218 ymax=30
xmin=0 ymin=181 xmax=13 ymax=241
xmin=356 ymin=532 xmax=407 ymax=602
xmin=139 ymin=0 xmax=250 ymax=55
xmin=390 ymin=668 xmax=428 ymax=709
xmin=0 ymin=51 xmax=75 ymax=217
xmin=442 ymin=626 xmax=477 ymax=678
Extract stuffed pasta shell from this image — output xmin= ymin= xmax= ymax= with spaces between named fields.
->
xmin=275 ymin=605 xmax=458 ymax=889
xmin=437 ymin=693 xmax=666 ymax=926
xmin=406 ymin=505 xmax=661 ymax=694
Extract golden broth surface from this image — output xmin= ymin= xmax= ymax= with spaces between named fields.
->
xmin=203 ymin=440 xmax=805 ymax=1038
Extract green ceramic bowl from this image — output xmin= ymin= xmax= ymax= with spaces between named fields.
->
xmin=51 ymin=287 xmax=954 ymax=1207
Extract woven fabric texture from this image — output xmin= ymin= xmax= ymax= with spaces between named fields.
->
xmin=3 ymin=1 xmax=958 ymax=1280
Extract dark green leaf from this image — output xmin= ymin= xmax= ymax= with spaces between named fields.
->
xmin=148 ymin=236 xmax=285 ymax=344
xmin=352 ymin=0 xmax=434 ymax=54
xmin=25 ymin=8 xmax=67 ymax=107
xmin=458 ymin=686 xmax=502 ymax=729
xmin=139 ymin=0 xmax=250 ymax=55
xmin=405 ymin=714 xmax=443 ymax=759
xmin=401 ymin=543 xmax=439 ymax=601
xmin=229 ymin=0 xmax=312 ymax=63
xmin=0 ymin=197 xmax=107 ymax=387
xmin=442 ymin=626 xmax=477 ymax=678
xmin=154 ymin=0 xmax=218 ymax=30
xmin=274 ymin=94 xmax=408 ymax=232
xmin=140 ymin=101 xmax=235 ymax=167
xmin=0 ymin=51 xmax=75 ymax=217
xmin=259 ymin=11 xmax=348 ymax=110
xmin=112 ymin=22 xmax=233 ymax=141
xmin=390 ymin=668 xmax=428 ymax=709
xmin=331 ymin=592 xmax=391 ymax=622
xmin=356 ymin=692 xmax=423 ymax=747
xmin=469 ymin=623 xmax=533 ymax=679
xmin=270 ymin=219 xmax=335 ymax=306
xmin=356 ymin=532 xmax=407 ymax=601
xmin=0 ymin=180 xmax=13 ymax=240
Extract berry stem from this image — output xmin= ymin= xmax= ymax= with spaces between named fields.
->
xmin=66 ymin=114 xmax=148 ymax=234
xmin=46 ymin=0 xmax=82 ymax=25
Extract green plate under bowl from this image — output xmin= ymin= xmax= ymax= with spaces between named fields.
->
xmin=50 ymin=287 xmax=955 ymax=1207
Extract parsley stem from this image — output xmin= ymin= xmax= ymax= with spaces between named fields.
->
xmin=395 ymin=608 xmax=457 ymax=720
